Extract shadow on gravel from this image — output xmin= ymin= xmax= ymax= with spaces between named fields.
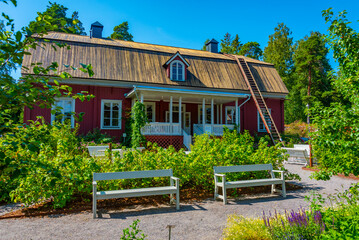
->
xmin=230 ymin=194 xmax=300 ymax=206
xmin=99 ymin=204 xmax=207 ymax=219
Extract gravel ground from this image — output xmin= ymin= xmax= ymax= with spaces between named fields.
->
xmin=0 ymin=164 xmax=357 ymax=240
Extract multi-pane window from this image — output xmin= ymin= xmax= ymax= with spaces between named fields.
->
xmin=198 ymin=106 xmax=211 ymax=124
xmin=258 ymin=109 xmax=271 ymax=132
xmin=101 ymin=100 xmax=122 ymax=129
xmin=145 ymin=102 xmax=155 ymax=122
xmin=171 ymin=60 xmax=184 ymax=81
xmin=225 ymin=106 xmax=237 ymax=125
xmin=51 ymin=98 xmax=75 ymax=127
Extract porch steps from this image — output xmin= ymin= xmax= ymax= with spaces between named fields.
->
xmin=228 ymin=55 xmax=283 ymax=145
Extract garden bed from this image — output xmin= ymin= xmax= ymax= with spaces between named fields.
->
xmin=0 ymin=183 xmax=301 ymax=219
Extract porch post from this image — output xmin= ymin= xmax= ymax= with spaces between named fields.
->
xmin=140 ymin=94 xmax=144 ymax=103
xmin=170 ymin=96 xmax=173 ymax=134
xmin=235 ymin=98 xmax=239 ymax=131
xmin=220 ymin=104 xmax=223 ymax=124
xmin=216 ymin=104 xmax=219 ymax=124
xmin=211 ymin=98 xmax=214 ymax=132
xmin=202 ymin=98 xmax=205 ymax=128
xmin=179 ymin=97 xmax=182 ymax=134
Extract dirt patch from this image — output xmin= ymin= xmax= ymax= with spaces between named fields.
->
xmin=302 ymin=167 xmax=359 ymax=181
xmin=0 ymin=183 xmax=301 ymax=220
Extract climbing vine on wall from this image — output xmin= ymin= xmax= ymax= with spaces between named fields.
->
xmin=131 ymin=101 xmax=148 ymax=148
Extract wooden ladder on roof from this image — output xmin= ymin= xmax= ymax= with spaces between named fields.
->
xmin=228 ymin=55 xmax=283 ymax=145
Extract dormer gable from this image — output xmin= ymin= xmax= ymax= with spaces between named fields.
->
xmin=164 ymin=52 xmax=190 ymax=81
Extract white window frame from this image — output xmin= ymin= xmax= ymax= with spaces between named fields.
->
xmin=170 ymin=60 xmax=185 ymax=81
xmin=197 ymin=105 xmax=212 ymax=124
xmin=144 ymin=102 xmax=156 ymax=122
xmin=225 ymin=106 xmax=237 ymax=125
xmin=258 ymin=109 xmax=271 ymax=132
xmin=51 ymin=97 xmax=75 ymax=128
xmin=165 ymin=104 xmax=186 ymax=123
xmin=101 ymin=99 xmax=122 ymax=130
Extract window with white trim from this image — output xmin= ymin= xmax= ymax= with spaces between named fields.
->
xmin=225 ymin=106 xmax=237 ymax=125
xmin=144 ymin=102 xmax=155 ymax=122
xmin=258 ymin=109 xmax=271 ymax=132
xmin=101 ymin=100 xmax=122 ymax=129
xmin=51 ymin=98 xmax=75 ymax=127
xmin=166 ymin=104 xmax=185 ymax=123
xmin=198 ymin=105 xmax=211 ymax=124
xmin=170 ymin=60 xmax=185 ymax=81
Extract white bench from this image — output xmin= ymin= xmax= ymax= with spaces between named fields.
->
xmin=87 ymin=146 xmax=109 ymax=157
xmin=213 ymin=164 xmax=286 ymax=204
xmin=92 ymin=169 xmax=180 ymax=218
xmin=282 ymin=147 xmax=309 ymax=165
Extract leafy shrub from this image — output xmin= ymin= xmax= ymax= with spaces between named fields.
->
xmin=120 ymin=219 xmax=147 ymax=240
xmin=223 ymin=215 xmax=270 ymax=240
xmin=0 ymin=120 xmax=98 ymax=207
xmin=1 ymin=124 xmax=291 ymax=208
xmin=285 ymin=121 xmax=310 ymax=138
xmin=80 ymin=128 xmax=115 ymax=144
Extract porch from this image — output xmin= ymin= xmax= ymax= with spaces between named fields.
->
xmin=126 ymin=85 xmax=250 ymax=149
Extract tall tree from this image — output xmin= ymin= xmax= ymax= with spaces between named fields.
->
xmin=263 ymin=23 xmax=294 ymax=89
xmin=27 ymin=1 xmax=86 ymax=35
xmin=109 ymin=21 xmax=133 ymax=41
xmin=288 ymin=31 xmax=332 ymax=123
xmin=238 ymin=42 xmax=263 ymax=60
xmin=310 ymin=9 xmax=359 ymax=179
xmin=220 ymin=33 xmax=242 ymax=54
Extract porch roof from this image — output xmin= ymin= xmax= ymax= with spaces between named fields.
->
xmin=125 ymin=85 xmax=250 ymax=103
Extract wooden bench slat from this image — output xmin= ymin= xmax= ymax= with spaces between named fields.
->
xmin=93 ymin=169 xmax=173 ymax=181
xmin=214 ymin=164 xmax=273 ymax=173
xmin=224 ymin=178 xmax=283 ymax=189
xmin=96 ymin=186 xmax=177 ymax=200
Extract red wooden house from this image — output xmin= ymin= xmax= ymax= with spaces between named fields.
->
xmin=22 ymin=22 xmax=288 ymax=150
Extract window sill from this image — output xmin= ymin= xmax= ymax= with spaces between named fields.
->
xmin=101 ymin=127 xmax=122 ymax=130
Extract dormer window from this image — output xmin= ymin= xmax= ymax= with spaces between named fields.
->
xmin=164 ymin=51 xmax=190 ymax=81
xmin=171 ymin=61 xmax=184 ymax=81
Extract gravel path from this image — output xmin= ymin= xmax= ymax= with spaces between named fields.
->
xmin=0 ymin=164 xmax=357 ymax=240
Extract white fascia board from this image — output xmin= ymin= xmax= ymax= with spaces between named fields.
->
xmin=126 ymin=85 xmax=250 ymax=99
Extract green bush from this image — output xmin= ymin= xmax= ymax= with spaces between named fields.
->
xmin=1 ymin=124 xmax=290 ymax=208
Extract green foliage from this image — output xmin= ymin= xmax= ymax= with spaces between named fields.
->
xmin=238 ymin=42 xmax=263 ymax=60
xmin=201 ymin=39 xmax=210 ymax=51
xmin=109 ymin=21 xmax=133 ymax=41
xmin=223 ymin=215 xmax=270 ymax=240
xmin=288 ymin=31 xmax=333 ymax=123
xmin=310 ymin=9 xmax=359 ymax=179
xmin=0 ymin=0 xmax=94 ymax=129
xmin=27 ymin=1 xmax=86 ymax=35
xmin=120 ymin=219 xmax=147 ymax=240
xmin=306 ymin=184 xmax=359 ymax=239
xmin=80 ymin=128 xmax=115 ymax=144
xmin=0 ymin=121 xmax=98 ymax=206
xmin=131 ymin=101 xmax=147 ymax=148
xmin=220 ymin=33 xmax=262 ymax=59
xmin=263 ymin=23 xmax=294 ymax=84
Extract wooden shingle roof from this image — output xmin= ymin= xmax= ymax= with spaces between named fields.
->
xmin=21 ymin=32 xmax=288 ymax=94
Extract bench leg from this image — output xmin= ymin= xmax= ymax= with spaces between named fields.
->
xmin=93 ymin=196 xmax=97 ymax=219
xmin=282 ymin=181 xmax=286 ymax=198
xmin=222 ymin=186 xmax=227 ymax=205
xmin=214 ymin=184 xmax=219 ymax=200
xmin=271 ymin=184 xmax=275 ymax=195
xmin=176 ymin=187 xmax=180 ymax=210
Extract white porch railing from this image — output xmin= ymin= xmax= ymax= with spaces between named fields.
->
xmin=193 ymin=124 xmax=235 ymax=136
xmin=183 ymin=130 xmax=192 ymax=150
xmin=141 ymin=122 xmax=182 ymax=136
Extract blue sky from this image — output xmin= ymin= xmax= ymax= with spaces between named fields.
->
xmin=3 ymin=0 xmax=359 ymax=70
